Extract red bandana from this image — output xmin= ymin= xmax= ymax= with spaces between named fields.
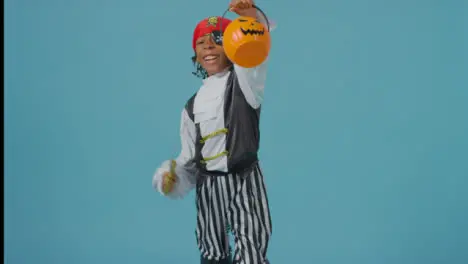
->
xmin=192 ymin=16 xmax=232 ymax=51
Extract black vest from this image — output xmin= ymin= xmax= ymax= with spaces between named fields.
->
xmin=185 ymin=67 xmax=261 ymax=175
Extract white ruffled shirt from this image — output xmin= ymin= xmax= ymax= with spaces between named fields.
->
xmin=153 ymin=13 xmax=276 ymax=199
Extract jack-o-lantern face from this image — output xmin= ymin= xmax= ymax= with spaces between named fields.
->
xmin=224 ymin=16 xmax=269 ymax=42
xmin=237 ymin=18 xmax=265 ymax=36
xmin=223 ymin=16 xmax=271 ymax=68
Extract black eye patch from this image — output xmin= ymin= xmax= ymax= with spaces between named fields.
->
xmin=211 ymin=30 xmax=223 ymax=45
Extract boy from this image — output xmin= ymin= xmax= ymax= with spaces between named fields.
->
xmin=152 ymin=0 xmax=274 ymax=263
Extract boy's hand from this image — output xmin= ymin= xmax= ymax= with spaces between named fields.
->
xmin=161 ymin=160 xmax=177 ymax=194
xmin=162 ymin=171 xmax=176 ymax=194
xmin=229 ymin=0 xmax=257 ymax=18
xmin=152 ymin=159 xmax=178 ymax=195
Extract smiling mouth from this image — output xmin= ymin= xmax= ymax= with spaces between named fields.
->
xmin=240 ymin=28 xmax=265 ymax=36
xmin=203 ymin=55 xmax=219 ymax=62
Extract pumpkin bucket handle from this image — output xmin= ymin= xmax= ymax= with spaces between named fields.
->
xmin=219 ymin=4 xmax=271 ymax=35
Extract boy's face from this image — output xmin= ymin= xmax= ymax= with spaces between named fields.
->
xmin=195 ymin=34 xmax=231 ymax=76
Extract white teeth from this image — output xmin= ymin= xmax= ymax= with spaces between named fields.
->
xmin=204 ymin=55 xmax=217 ymax=61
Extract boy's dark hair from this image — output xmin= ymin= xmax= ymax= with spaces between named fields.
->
xmin=191 ymin=55 xmax=208 ymax=79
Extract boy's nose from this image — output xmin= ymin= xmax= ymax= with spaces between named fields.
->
xmin=203 ymin=43 xmax=215 ymax=50
xmin=205 ymin=36 xmax=215 ymax=47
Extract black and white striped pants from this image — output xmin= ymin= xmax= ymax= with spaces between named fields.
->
xmin=195 ymin=163 xmax=272 ymax=264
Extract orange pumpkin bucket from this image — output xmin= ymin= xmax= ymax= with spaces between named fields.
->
xmin=218 ymin=5 xmax=271 ymax=68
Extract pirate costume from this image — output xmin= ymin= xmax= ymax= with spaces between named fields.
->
xmin=153 ymin=13 xmax=275 ymax=264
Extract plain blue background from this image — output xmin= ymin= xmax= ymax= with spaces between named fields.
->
xmin=5 ymin=0 xmax=468 ymax=263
